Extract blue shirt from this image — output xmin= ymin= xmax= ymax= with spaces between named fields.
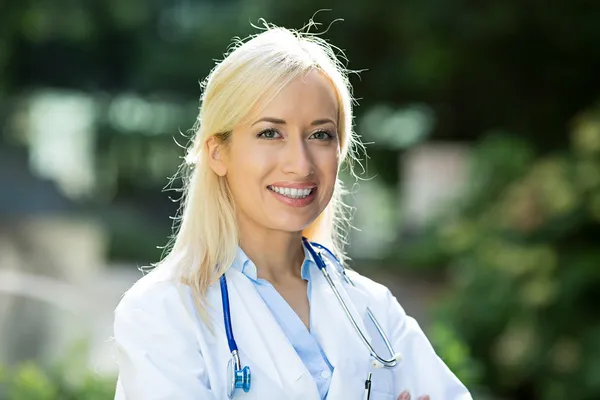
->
xmin=230 ymin=246 xmax=334 ymax=399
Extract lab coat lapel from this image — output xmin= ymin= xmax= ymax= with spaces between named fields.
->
xmin=309 ymin=262 xmax=373 ymax=399
xmin=225 ymin=269 xmax=320 ymax=400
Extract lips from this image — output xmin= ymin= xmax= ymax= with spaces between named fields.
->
xmin=266 ymin=183 xmax=318 ymax=207
xmin=267 ymin=185 xmax=315 ymax=199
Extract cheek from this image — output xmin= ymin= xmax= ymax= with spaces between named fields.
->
xmin=226 ymin=150 xmax=269 ymax=194
xmin=318 ymin=149 xmax=341 ymax=194
xmin=325 ymin=146 xmax=341 ymax=176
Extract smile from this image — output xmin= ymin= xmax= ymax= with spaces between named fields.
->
xmin=267 ymin=185 xmax=315 ymax=199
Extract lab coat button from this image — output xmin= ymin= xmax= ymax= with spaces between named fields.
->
xmin=320 ymin=370 xmax=331 ymax=379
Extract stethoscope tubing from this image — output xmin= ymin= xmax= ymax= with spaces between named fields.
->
xmin=221 ymin=238 xmax=401 ymax=398
xmin=220 ymin=276 xmax=243 ymax=372
xmin=220 ymin=276 xmax=239 ymax=354
xmin=302 ymin=238 xmax=399 ymax=368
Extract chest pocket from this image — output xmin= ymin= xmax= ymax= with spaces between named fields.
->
xmin=370 ymin=391 xmax=395 ymax=400
xmin=369 ymin=366 xmax=395 ymax=400
xmin=362 ymin=298 xmax=397 ymax=400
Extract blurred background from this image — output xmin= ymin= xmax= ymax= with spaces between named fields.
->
xmin=1 ymin=1 xmax=600 ymax=399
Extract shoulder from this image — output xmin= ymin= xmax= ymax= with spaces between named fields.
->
xmin=344 ymin=268 xmax=390 ymax=295
xmin=116 ymin=266 xmax=182 ymax=313
xmin=318 ymin=246 xmax=406 ymax=317
xmin=114 ymin=263 xmax=223 ymax=329
xmin=114 ymin=264 xmax=205 ymax=332
xmin=345 ymin=269 xmax=408 ymax=317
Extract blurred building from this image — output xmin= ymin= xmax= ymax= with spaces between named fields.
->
xmin=0 ymin=93 xmax=142 ymax=375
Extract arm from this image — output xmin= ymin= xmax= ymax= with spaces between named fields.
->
xmin=386 ymin=290 xmax=472 ymax=400
xmin=113 ymin=290 xmax=216 ymax=400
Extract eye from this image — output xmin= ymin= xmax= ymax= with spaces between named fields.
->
xmin=309 ymin=130 xmax=334 ymax=140
xmin=257 ymin=128 xmax=282 ymax=140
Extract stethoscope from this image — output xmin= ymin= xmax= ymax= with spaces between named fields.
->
xmin=219 ymin=237 xmax=403 ymax=399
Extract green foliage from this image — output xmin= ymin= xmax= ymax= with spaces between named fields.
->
xmin=0 ymin=362 xmax=115 ymax=400
xmin=0 ymin=341 xmax=115 ymax=400
xmin=3 ymin=362 xmax=59 ymax=400
xmin=430 ymin=320 xmax=484 ymax=387
xmin=394 ymin=225 xmax=451 ymax=272
xmin=429 ymin=104 xmax=600 ymax=399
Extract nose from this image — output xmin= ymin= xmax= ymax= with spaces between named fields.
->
xmin=282 ymin=136 xmax=314 ymax=177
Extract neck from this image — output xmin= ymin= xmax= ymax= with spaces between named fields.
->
xmin=237 ymin=219 xmax=306 ymax=284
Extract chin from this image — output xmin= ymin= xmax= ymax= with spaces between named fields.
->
xmin=268 ymin=213 xmax=320 ymax=234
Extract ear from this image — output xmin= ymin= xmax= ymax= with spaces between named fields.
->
xmin=205 ymin=136 xmax=228 ymax=176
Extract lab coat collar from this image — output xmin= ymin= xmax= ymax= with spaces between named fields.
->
xmin=230 ymin=243 xmax=316 ymax=282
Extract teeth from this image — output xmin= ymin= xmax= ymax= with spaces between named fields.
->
xmin=268 ymin=185 xmax=313 ymax=199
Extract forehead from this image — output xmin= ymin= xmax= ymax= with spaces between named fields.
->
xmin=252 ymin=69 xmax=339 ymax=123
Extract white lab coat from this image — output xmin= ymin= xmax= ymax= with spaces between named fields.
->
xmin=113 ymin=250 xmax=472 ymax=400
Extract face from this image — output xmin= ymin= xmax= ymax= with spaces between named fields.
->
xmin=207 ymin=69 xmax=340 ymax=236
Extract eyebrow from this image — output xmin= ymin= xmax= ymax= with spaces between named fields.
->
xmin=251 ymin=117 xmax=336 ymax=127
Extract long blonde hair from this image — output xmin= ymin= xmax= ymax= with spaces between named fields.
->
xmin=159 ymin=23 xmax=362 ymax=320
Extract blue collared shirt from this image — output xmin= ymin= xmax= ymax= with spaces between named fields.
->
xmin=230 ymin=246 xmax=334 ymax=399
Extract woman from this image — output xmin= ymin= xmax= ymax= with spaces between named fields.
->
xmin=113 ymin=24 xmax=472 ymax=400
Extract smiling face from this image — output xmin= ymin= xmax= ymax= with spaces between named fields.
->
xmin=206 ymin=69 xmax=340 ymax=237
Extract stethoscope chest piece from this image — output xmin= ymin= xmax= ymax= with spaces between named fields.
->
xmin=227 ymin=356 xmax=251 ymax=398
xmin=227 ymin=359 xmax=234 ymax=399
xmin=235 ymin=365 xmax=251 ymax=393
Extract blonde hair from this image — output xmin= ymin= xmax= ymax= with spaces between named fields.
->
xmin=158 ymin=23 xmax=362 ymax=320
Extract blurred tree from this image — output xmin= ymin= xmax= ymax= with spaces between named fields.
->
xmin=3 ymin=0 xmax=600 ymax=187
xmin=429 ymin=103 xmax=600 ymax=399
xmin=3 ymin=0 xmax=600 ymax=142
